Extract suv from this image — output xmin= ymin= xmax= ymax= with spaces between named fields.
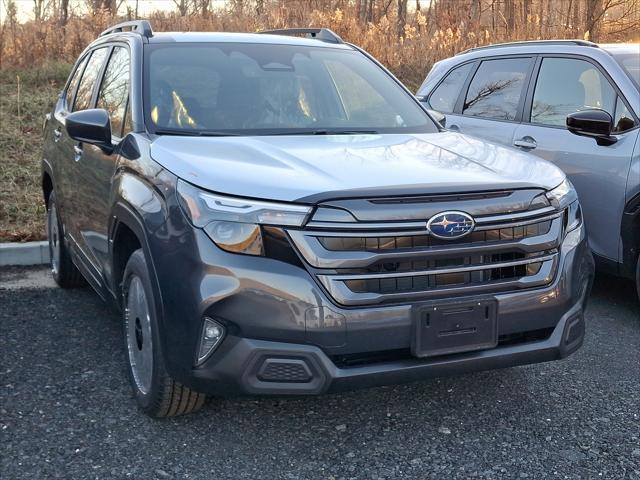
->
xmin=42 ymin=22 xmax=594 ymax=417
xmin=417 ymin=40 xmax=640 ymax=299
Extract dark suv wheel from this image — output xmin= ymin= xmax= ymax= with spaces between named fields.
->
xmin=122 ymin=249 xmax=206 ymax=417
xmin=46 ymin=192 xmax=84 ymax=288
xmin=636 ymin=254 xmax=640 ymax=302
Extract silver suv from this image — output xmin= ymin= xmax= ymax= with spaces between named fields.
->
xmin=417 ymin=40 xmax=640 ymax=298
xmin=42 ymin=23 xmax=594 ymax=417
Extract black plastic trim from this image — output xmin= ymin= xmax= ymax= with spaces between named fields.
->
xmin=620 ymin=192 xmax=640 ymax=278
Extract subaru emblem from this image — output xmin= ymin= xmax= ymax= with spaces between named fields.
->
xmin=427 ymin=211 xmax=475 ymax=240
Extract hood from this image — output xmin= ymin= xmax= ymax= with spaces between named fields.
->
xmin=149 ymin=131 xmax=565 ymax=203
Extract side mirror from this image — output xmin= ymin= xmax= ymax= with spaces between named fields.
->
xmin=65 ymin=109 xmax=113 ymax=153
xmin=566 ymin=109 xmax=617 ymax=146
xmin=426 ymin=109 xmax=446 ymax=128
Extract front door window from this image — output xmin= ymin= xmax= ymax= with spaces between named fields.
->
xmin=530 ymin=57 xmax=616 ymax=127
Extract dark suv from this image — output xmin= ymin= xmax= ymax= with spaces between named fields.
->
xmin=42 ymin=21 xmax=594 ymax=417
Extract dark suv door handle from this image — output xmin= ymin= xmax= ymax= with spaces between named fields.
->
xmin=513 ymin=137 xmax=537 ymax=149
xmin=53 ymin=128 xmax=62 ymax=142
xmin=73 ymin=144 xmax=83 ymax=162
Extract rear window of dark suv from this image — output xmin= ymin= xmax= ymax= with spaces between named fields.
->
xmin=143 ymin=42 xmax=438 ymax=136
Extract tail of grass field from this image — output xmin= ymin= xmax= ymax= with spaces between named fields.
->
xmin=0 ymin=63 xmax=72 ymax=241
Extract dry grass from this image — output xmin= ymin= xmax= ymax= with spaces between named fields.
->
xmin=0 ymin=63 xmax=71 ymax=241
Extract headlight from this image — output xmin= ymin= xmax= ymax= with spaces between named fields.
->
xmin=177 ymin=180 xmax=312 ymax=256
xmin=546 ymin=178 xmax=578 ymax=209
xmin=546 ymin=179 xmax=582 ymax=234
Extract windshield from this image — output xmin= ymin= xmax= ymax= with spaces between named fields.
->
xmin=144 ymin=42 xmax=437 ymax=136
xmin=611 ymin=52 xmax=640 ymax=89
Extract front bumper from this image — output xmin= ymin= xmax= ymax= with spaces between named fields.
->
xmin=188 ymin=296 xmax=586 ymax=395
xmin=150 ymin=219 xmax=594 ymax=396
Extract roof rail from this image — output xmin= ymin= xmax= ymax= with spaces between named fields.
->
xmin=259 ymin=28 xmax=343 ymax=44
xmin=100 ymin=20 xmax=153 ymax=38
xmin=457 ymin=39 xmax=598 ymax=55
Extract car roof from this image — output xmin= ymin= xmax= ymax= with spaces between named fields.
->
xmin=447 ymin=40 xmax=639 ymax=63
xmin=148 ymin=31 xmax=353 ymax=49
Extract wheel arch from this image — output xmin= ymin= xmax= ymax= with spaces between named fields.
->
xmin=109 ymin=202 xmax=165 ymax=321
xmin=621 ymin=191 xmax=640 ymax=279
xmin=41 ymin=159 xmax=55 ymax=208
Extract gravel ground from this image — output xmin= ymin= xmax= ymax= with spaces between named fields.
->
xmin=1 ymin=267 xmax=639 ymax=480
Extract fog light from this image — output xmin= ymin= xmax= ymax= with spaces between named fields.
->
xmin=197 ymin=317 xmax=225 ymax=365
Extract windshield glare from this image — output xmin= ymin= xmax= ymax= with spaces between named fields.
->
xmin=144 ymin=43 xmax=436 ymax=135
xmin=612 ymin=52 xmax=640 ymax=88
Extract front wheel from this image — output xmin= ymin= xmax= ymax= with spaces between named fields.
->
xmin=122 ymin=249 xmax=206 ymax=417
xmin=46 ymin=192 xmax=84 ymax=288
xmin=636 ymin=254 xmax=640 ymax=303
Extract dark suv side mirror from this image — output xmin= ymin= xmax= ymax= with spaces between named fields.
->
xmin=566 ymin=109 xmax=617 ymax=146
xmin=66 ymin=109 xmax=113 ymax=153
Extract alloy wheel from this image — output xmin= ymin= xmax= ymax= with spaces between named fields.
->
xmin=47 ymin=202 xmax=61 ymax=276
xmin=125 ymin=275 xmax=154 ymax=395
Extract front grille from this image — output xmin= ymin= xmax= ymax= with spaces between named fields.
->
xmin=318 ymin=220 xmax=552 ymax=251
xmin=344 ymin=254 xmax=548 ymax=294
xmin=288 ymin=204 xmax=563 ymax=306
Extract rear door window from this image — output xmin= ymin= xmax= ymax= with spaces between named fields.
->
xmin=462 ymin=57 xmax=532 ymax=121
xmin=530 ymin=57 xmax=616 ymax=127
xmin=428 ymin=62 xmax=473 ymax=114
xmin=73 ymin=47 xmax=109 ymax=112
xmin=97 ymin=46 xmax=131 ymax=138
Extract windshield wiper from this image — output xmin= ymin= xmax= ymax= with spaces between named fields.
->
xmin=154 ymin=128 xmax=379 ymax=137
xmin=154 ymin=128 xmax=239 ymax=137
xmin=268 ymin=129 xmax=379 ymax=136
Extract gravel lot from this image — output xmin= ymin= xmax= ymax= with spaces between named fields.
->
xmin=1 ymin=266 xmax=639 ymax=480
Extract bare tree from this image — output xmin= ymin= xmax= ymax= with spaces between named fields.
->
xmin=397 ymin=0 xmax=408 ymax=37
xmin=87 ymin=0 xmax=120 ymax=15
xmin=59 ymin=0 xmax=69 ymax=25
xmin=172 ymin=0 xmax=190 ymax=16
xmin=32 ymin=0 xmax=49 ymax=21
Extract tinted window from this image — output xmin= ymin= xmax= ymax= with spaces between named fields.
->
xmin=97 ymin=47 xmax=130 ymax=138
xmin=73 ymin=48 xmax=108 ymax=112
xmin=462 ymin=58 xmax=531 ymax=120
xmin=145 ymin=43 xmax=436 ymax=135
xmin=65 ymin=56 xmax=89 ymax=111
xmin=429 ymin=62 xmax=473 ymax=113
xmin=531 ymin=58 xmax=616 ymax=127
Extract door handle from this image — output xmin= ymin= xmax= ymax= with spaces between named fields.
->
xmin=73 ymin=144 xmax=83 ymax=162
xmin=513 ymin=137 xmax=537 ymax=149
xmin=449 ymin=124 xmax=460 ymax=131
xmin=53 ymin=128 xmax=62 ymax=142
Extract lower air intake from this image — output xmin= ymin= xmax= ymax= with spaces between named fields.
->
xmin=257 ymin=358 xmax=313 ymax=383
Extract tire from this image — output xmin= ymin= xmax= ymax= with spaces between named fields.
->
xmin=46 ymin=192 xmax=85 ymax=288
xmin=636 ymin=254 xmax=640 ymax=303
xmin=122 ymin=249 xmax=206 ymax=417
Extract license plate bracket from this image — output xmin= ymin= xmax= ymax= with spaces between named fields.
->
xmin=411 ymin=299 xmax=498 ymax=358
